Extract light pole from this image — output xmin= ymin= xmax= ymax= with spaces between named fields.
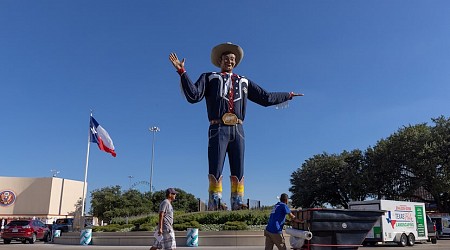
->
xmin=128 ymin=175 xmax=134 ymax=190
xmin=149 ymin=126 xmax=160 ymax=195
xmin=50 ymin=169 xmax=60 ymax=177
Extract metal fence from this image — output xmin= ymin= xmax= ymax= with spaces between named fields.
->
xmin=198 ymin=198 xmax=261 ymax=211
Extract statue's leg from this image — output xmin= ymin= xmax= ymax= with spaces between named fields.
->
xmin=230 ymin=176 xmax=247 ymax=210
xmin=208 ymin=124 xmax=228 ymax=210
xmin=208 ymin=175 xmax=223 ymax=210
xmin=229 ymin=124 xmax=246 ymax=210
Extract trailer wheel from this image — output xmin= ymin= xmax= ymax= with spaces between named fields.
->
xmin=431 ymin=237 xmax=437 ymax=244
xmin=398 ymin=233 xmax=407 ymax=247
xmin=407 ymin=233 xmax=415 ymax=246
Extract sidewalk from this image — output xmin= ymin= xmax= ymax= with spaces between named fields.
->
xmin=0 ymin=243 xmax=264 ymax=250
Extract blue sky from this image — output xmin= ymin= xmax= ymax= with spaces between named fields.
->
xmin=1 ymin=1 xmax=450 ymax=209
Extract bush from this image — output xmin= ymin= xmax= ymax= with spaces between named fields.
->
xmin=194 ymin=210 xmax=269 ymax=226
xmin=173 ymin=221 xmax=201 ymax=231
xmin=92 ymin=224 xmax=134 ymax=232
xmin=134 ymin=223 xmax=156 ymax=232
xmin=174 ymin=212 xmax=204 ymax=224
xmin=222 ymin=221 xmax=248 ymax=230
xmin=130 ymin=214 xmax=159 ymax=225
xmin=110 ymin=217 xmax=126 ymax=225
xmin=111 ymin=209 xmax=270 ymax=231
xmin=198 ymin=212 xmax=223 ymax=224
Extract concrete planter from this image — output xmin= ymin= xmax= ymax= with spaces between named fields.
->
xmin=53 ymin=230 xmax=277 ymax=246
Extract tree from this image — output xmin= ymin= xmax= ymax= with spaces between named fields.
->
xmin=429 ymin=116 xmax=450 ymax=212
xmin=290 ymin=116 xmax=450 ymax=213
xmin=121 ymin=189 xmax=153 ymax=217
xmin=90 ymin=186 xmax=199 ymax=222
xmin=151 ymin=188 xmax=199 ymax=213
xmin=367 ymin=120 xmax=450 ymax=211
xmin=392 ymin=123 xmax=435 ymax=201
xmin=340 ymin=149 xmax=369 ymax=202
xmin=289 ymin=150 xmax=368 ymax=209
xmin=365 ymin=137 xmax=410 ymax=200
xmin=90 ymin=185 xmax=123 ymax=222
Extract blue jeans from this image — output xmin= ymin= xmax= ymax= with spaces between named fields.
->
xmin=208 ymin=123 xmax=245 ymax=180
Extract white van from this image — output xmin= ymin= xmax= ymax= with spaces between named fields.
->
xmin=431 ymin=216 xmax=450 ymax=236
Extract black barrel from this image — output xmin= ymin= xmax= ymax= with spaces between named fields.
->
xmin=292 ymin=208 xmax=384 ymax=250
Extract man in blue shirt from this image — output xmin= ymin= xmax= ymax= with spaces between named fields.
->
xmin=265 ymin=193 xmax=303 ymax=250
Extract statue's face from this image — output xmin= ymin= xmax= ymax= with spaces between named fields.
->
xmin=220 ymin=53 xmax=236 ymax=73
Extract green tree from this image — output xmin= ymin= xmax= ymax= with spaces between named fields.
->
xmin=290 ymin=150 xmax=368 ymax=208
xmin=121 ymin=189 xmax=153 ymax=217
xmin=289 ymin=153 xmax=330 ymax=208
xmin=392 ymin=123 xmax=435 ymax=200
xmin=365 ymin=137 xmax=409 ymax=200
xmin=151 ymin=188 xmax=199 ymax=213
xmin=91 ymin=186 xmax=199 ymax=222
xmin=90 ymin=185 xmax=123 ymax=222
xmin=427 ymin=116 xmax=450 ymax=212
xmin=366 ymin=121 xmax=449 ymax=210
xmin=290 ymin=116 xmax=450 ymax=213
xmin=340 ymin=149 xmax=368 ymax=202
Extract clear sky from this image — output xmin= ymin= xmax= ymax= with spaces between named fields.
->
xmin=1 ymin=1 xmax=450 ymax=209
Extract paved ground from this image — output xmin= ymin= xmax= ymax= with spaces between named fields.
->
xmin=0 ymin=239 xmax=448 ymax=250
xmin=0 ymin=239 xmax=450 ymax=250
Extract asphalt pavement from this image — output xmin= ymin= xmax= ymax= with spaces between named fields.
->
xmin=0 ymin=239 xmax=449 ymax=250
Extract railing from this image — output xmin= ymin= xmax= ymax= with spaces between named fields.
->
xmin=198 ymin=198 xmax=261 ymax=211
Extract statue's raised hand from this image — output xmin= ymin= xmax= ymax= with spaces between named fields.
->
xmin=169 ymin=52 xmax=185 ymax=71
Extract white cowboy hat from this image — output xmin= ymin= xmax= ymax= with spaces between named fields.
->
xmin=211 ymin=42 xmax=244 ymax=68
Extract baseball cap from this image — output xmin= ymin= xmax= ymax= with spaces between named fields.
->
xmin=166 ymin=188 xmax=179 ymax=195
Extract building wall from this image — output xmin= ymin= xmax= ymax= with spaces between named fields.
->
xmin=0 ymin=176 xmax=85 ymax=220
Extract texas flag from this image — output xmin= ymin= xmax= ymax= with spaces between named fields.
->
xmin=90 ymin=116 xmax=117 ymax=157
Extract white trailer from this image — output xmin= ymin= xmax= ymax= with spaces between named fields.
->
xmin=349 ymin=200 xmax=429 ymax=247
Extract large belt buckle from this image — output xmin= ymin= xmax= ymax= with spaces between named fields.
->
xmin=222 ymin=113 xmax=239 ymax=126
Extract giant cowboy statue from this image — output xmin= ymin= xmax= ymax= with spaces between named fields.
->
xmin=169 ymin=42 xmax=303 ymax=210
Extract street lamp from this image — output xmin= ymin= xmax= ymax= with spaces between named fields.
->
xmin=128 ymin=175 xmax=134 ymax=190
xmin=50 ymin=169 xmax=60 ymax=177
xmin=149 ymin=126 xmax=160 ymax=194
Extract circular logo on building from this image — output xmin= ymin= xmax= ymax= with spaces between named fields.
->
xmin=0 ymin=190 xmax=16 ymax=207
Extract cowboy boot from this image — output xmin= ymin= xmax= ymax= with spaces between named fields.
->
xmin=208 ymin=175 xmax=223 ymax=211
xmin=230 ymin=176 xmax=247 ymax=210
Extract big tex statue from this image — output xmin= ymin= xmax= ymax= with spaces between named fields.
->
xmin=169 ymin=42 xmax=303 ymax=210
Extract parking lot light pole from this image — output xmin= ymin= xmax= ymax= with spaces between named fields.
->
xmin=149 ymin=126 xmax=160 ymax=195
xmin=128 ymin=175 xmax=134 ymax=190
xmin=51 ymin=169 xmax=60 ymax=177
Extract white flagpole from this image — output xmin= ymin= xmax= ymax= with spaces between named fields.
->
xmin=81 ymin=113 xmax=92 ymax=228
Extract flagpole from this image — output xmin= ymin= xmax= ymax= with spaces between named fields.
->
xmin=81 ymin=113 xmax=92 ymax=229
